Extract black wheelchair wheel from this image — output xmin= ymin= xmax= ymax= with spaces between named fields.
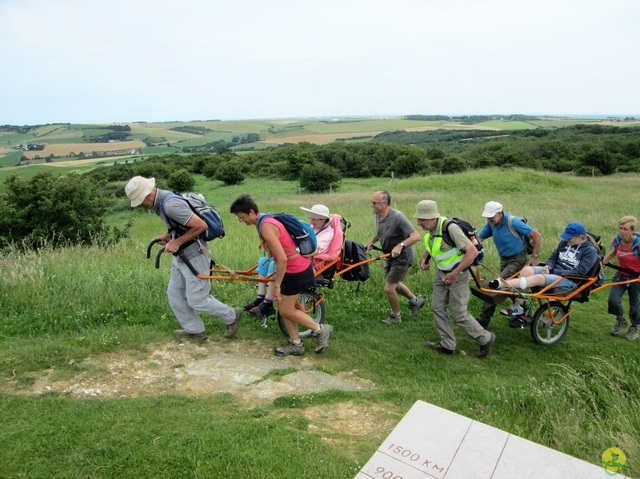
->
xmin=530 ymin=301 xmax=570 ymax=346
xmin=277 ymin=290 xmax=326 ymax=338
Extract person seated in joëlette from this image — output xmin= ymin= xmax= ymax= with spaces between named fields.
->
xmin=492 ymin=222 xmax=599 ymax=318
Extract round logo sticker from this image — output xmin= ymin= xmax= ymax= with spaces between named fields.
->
xmin=600 ymin=448 xmax=627 ymax=475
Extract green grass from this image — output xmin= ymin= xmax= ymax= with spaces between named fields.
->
xmin=1 ymin=169 xmax=640 ymax=478
xmin=0 ymin=149 xmax=21 ymax=167
xmin=0 ymin=131 xmax=33 ymax=147
xmin=479 ymin=120 xmax=538 ymax=130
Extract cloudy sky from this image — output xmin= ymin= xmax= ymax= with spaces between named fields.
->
xmin=1 ymin=0 xmax=638 ymax=125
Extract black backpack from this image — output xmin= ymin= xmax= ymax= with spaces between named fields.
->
xmin=341 ymin=240 xmax=370 ymax=282
xmin=586 ymin=232 xmax=606 ymax=287
xmin=442 ymin=217 xmax=484 ymax=266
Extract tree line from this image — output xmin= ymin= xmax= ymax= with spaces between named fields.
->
xmin=87 ymin=123 xmax=640 ymax=191
xmin=2 ymin=124 xmax=639 ymax=251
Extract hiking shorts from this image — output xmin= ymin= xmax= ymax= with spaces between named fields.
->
xmin=384 ymin=260 xmax=410 ymax=285
xmin=281 ymin=264 xmax=315 ymax=296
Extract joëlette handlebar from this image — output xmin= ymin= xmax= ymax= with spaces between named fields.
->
xmin=146 ymin=239 xmax=199 ymax=276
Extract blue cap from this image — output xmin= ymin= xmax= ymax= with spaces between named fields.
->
xmin=560 ymin=222 xmax=587 ymax=240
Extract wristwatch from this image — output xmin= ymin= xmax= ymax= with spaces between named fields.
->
xmin=400 ymin=243 xmax=405 ymax=248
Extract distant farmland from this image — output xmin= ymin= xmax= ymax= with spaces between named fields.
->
xmin=2 ymin=115 xmax=637 ymax=167
xmin=20 ymin=140 xmax=145 ymax=159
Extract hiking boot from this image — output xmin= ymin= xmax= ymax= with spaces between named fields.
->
xmin=611 ymin=316 xmax=628 ymax=336
xmin=250 ymin=301 xmax=275 ymax=319
xmin=625 ymin=325 xmax=638 ymax=341
xmin=224 ymin=308 xmax=243 ymax=339
xmin=312 ymin=324 xmax=333 ymax=354
xmin=409 ymin=296 xmax=426 ymax=316
xmin=478 ymin=332 xmax=496 ymax=359
xmin=173 ymin=329 xmax=207 ymax=340
xmin=243 ymin=296 xmax=264 ymax=312
xmin=274 ymin=339 xmax=305 ymax=356
xmin=425 ymin=342 xmax=454 ymax=355
xmin=500 ymin=304 xmax=524 ymax=317
xmin=382 ymin=314 xmax=402 ymax=325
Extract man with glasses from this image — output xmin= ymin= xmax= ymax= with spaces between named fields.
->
xmin=365 ymin=190 xmax=424 ymax=324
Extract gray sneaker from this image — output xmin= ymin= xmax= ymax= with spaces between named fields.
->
xmin=313 ymin=324 xmax=333 ymax=354
xmin=274 ymin=340 xmax=305 ymax=356
xmin=625 ymin=325 xmax=638 ymax=341
xmin=382 ymin=315 xmax=402 ymax=325
xmin=409 ymin=296 xmax=426 ymax=316
xmin=224 ymin=308 xmax=243 ymax=339
xmin=611 ymin=316 xmax=628 ymax=336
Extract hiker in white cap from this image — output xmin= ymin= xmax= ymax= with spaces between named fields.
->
xmin=124 ymin=176 xmax=242 ymax=340
xmin=476 ymin=201 xmax=542 ymax=328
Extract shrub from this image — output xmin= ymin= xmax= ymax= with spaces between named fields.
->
xmin=167 ymin=169 xmax=195 ymax=192
xmin=215 ymin=161 xmax=245 ymax=185
xmin=0 ymin=172 xmax=129 ymax=250
xmin=299 ymin=163 xmax=341 ymax=193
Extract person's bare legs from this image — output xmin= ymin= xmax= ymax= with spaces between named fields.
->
xmin=384 ymin=281 xmax=409 ymax=314
xmin=278 ymin=294 xmax=319 ymax=341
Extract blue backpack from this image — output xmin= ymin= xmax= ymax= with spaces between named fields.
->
xmin=258 ymin=213 xmax=317 ymax=257
xmin=162 ymin=192 xmax=225 ymax=242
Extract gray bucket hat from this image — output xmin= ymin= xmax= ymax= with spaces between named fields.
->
xmin=414 ymin=200 xmax=440 ymax=220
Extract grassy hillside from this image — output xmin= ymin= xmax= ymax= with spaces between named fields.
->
xmin=1 ymin=169 xmax=639 ymax=478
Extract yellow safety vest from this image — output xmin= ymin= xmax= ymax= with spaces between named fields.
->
xmin=424 ymin=217 xmax=463 ymax=272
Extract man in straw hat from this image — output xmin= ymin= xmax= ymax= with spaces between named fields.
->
xmin=124 ymin=176 xmax=242 ymax=340
xmin=365 ymin=190 xmax=425 ymax=324
xmin=415 ymin=200 xmax=495 ymax=358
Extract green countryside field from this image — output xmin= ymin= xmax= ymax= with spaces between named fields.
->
xmin=3 ymin=115 xmax=639 ymax=170
xmin=1 ymin=166 xmax=640 ymax=478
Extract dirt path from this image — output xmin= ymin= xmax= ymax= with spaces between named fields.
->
xmin=3 ymin=339 xmax=397 ymax=438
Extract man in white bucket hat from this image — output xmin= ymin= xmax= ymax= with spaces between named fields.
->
xmin=124 ymin=176 xmax=242 ymax=340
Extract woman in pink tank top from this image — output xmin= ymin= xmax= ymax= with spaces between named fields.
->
xmin=231 ymin=195 xmax=334 ymax=356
